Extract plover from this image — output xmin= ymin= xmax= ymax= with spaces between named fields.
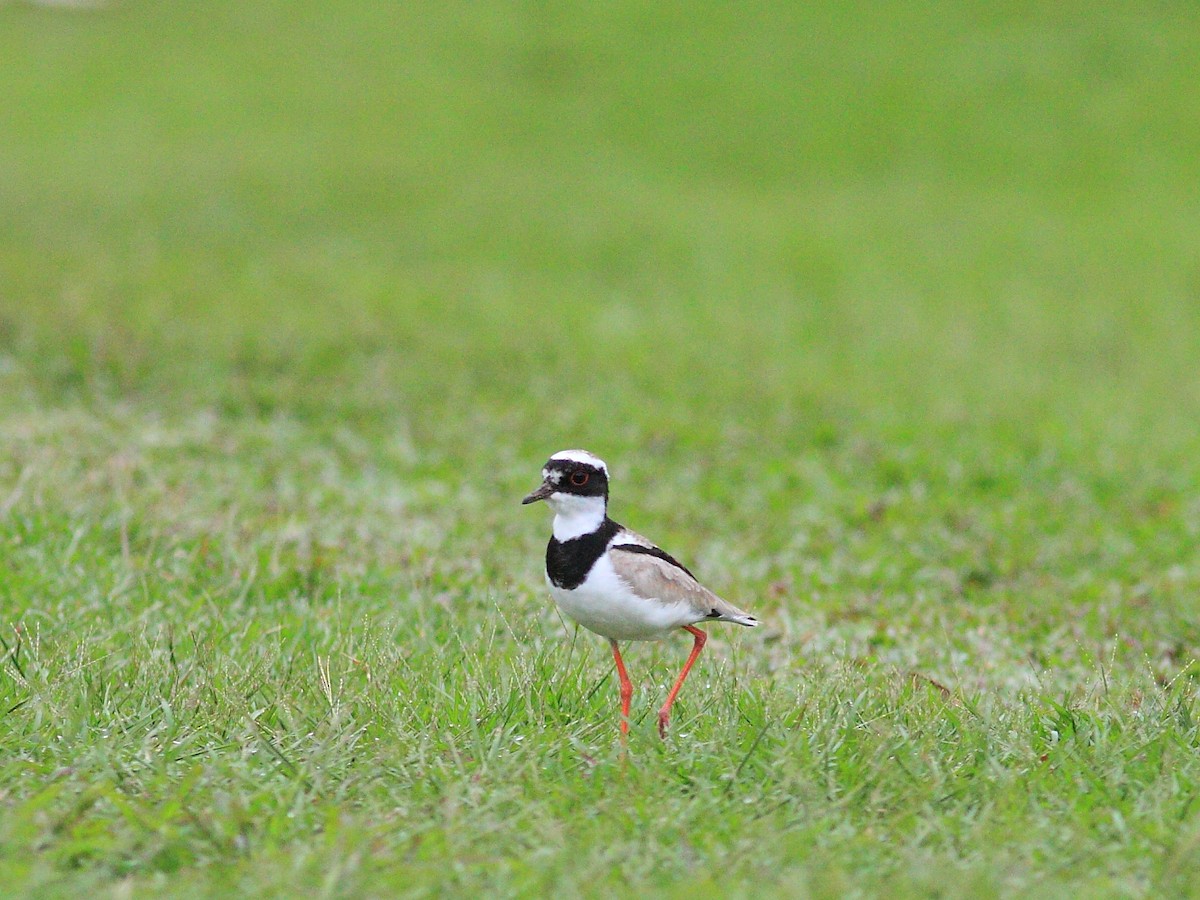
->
xmin=523 ymin=449 xmax=758 ymax=737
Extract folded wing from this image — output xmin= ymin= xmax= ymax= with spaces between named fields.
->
xmin=608 ymin=534 xmax=759 ymax=628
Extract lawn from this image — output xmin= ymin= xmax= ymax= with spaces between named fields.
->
xmin=3 ymin=0 xmax=1200 ymax=896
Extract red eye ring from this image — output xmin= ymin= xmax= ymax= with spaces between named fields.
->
xmin=570 ymin=471 xmax=589 ymax=486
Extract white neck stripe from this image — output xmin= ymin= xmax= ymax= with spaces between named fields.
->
xmin=548 ymin=492 xmax=608 ymax=541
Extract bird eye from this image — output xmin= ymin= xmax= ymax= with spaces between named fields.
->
xmin=570 ymin=471 xmax=589 ymax=486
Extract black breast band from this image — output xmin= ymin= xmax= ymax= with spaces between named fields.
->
xmin=546 ymin=518 xmax=621 ymax=589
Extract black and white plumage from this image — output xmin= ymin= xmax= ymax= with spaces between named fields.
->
xmin=522 ymin=449 xmax=758 ymax=737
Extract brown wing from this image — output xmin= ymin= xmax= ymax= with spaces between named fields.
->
xmin=608 ymin=540 xmax=758 ymax=626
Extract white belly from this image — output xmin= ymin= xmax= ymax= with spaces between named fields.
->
xmin=548 ymin=555 xmax=697 ymax=641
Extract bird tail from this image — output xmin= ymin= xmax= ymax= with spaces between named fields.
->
xmin=705 ymin=601 xmax=760 ymax=627
xmin=722 ymin=611 xmax=760 ymax=628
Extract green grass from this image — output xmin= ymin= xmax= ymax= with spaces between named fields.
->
xmin=3 ymin=0 xmax=1200 ymax=895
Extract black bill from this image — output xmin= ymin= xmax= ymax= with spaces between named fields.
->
xmin=521 ymin=481 xmax=555 ymax=505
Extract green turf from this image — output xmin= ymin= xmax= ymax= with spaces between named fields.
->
xmin=3 ymin=0 xmax=1200 ymax=896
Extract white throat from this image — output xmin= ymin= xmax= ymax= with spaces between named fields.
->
xmin=547 ymin=493 xmax=608 ymax=541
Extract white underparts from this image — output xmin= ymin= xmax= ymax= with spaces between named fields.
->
xmin=549 ymin=554 xmax=698 ymax=641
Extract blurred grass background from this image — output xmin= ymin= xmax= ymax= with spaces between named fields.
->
xmin=4 ymin=1 xmax=1198 ymax=450
xmin=4 ymin=0 xmax=1200 ymax=895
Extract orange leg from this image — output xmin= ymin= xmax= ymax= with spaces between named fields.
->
xmin=657 ymin=625 xmax=707 ymax=738
xmin=610 ymin=639 xmax=633 ymax=738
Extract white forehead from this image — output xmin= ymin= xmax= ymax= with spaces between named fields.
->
xmin=547 ymin=448 xmax=608 ymax=475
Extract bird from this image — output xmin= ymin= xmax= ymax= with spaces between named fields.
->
xmin=522 ymin=449 xmax=758 ymax=738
